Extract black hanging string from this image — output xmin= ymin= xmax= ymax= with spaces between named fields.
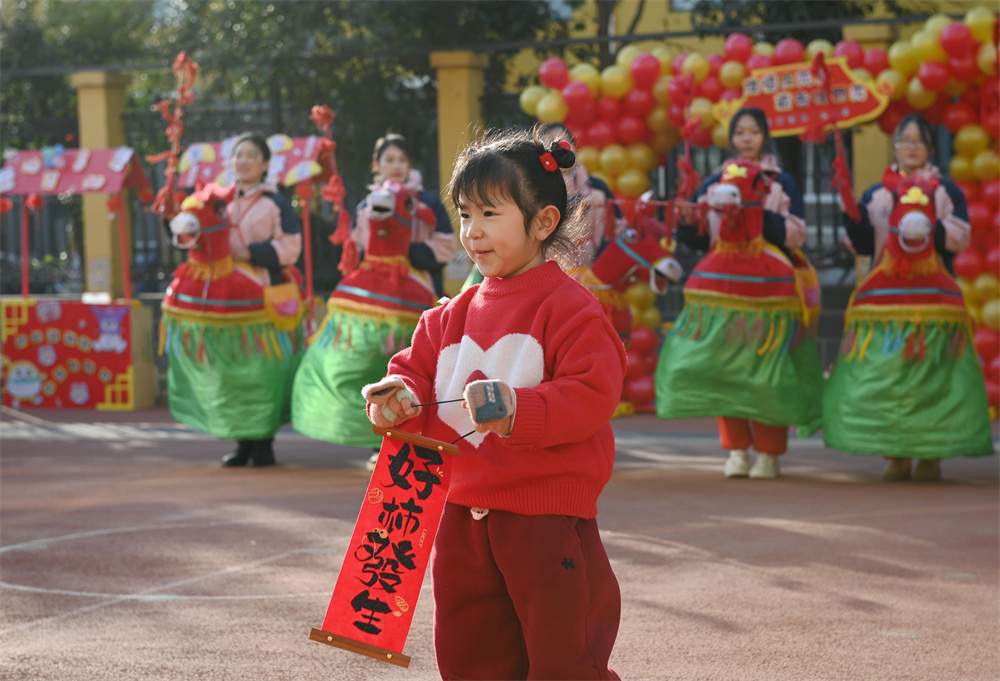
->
xmin=410 ymin=398 xmax=465 ymax=408
xmin=452 ymin=430 xmax=476 ymax=444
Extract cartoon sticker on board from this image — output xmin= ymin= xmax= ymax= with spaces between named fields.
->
xmin=68 ymin=382 xmax=90 ymax=405
xmin=90 ymin=306 xmax=129 ymax=354
xmin=6 ymin=361 xmax=44 ymax=407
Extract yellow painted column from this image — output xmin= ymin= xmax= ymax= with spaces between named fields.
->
xmin=430 ymin=51 xmax=488 ymax=296
xmin=69 ymin=71 xmax=131 ymax=297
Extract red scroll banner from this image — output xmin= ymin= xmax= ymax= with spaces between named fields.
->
xmin=310 ymin=427 xmax=459 ymax=668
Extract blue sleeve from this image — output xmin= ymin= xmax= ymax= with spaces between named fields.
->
xmin=675 ymin=173 xmax=719 ymax=252
xmin=423 ymin=191 xmax=455 ymax=237
xmin=264 ymin=191 xmax=300 ymax=234
xmin=248 ymin=193 xmax=298 ymax=271
xmin=587 ymin=175 xmax=622 ymax=218
xmin=941 ymin=180 xmax=968 ymax=222
xmin=845 ymin=183 xmax=880 ymax=257
xmin=775 ymin=172 xmax=804 ymax=219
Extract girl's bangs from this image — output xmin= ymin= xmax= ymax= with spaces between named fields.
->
xmin=451 ymin=153 xmax=519 ymax=210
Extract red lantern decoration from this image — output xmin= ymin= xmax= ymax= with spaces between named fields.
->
xmin=772 ymin=38 xmax=805 ymax=66
xmin=939 ymin=21 xmax=974 ymax=59
xmin=538 ymin=58 xmax=570 ymax=90
xmin=596 ymin=96 xmax=623 ymax=122
xmin=138 ymin=188 xmax=155 ymax=204
xmin=25 ymin=194 xmax=44 ymax=211
xmin=917 ymin=61 xmax=951 ymax=91
xmin=106 ymin=196 xmax=123 ymax=212
xmin=0 ymin=196 xmax=12 ymax=214
xmin=863 ymin=48 xmax=890 ymax=76
xmin=723 ymin=33 xmax=754 ymax=63
xmin=954 ymin=249 xmax=987 ymax=280
xmin=833 ymin=40 xmax=865 ymax=69
xmin=295 ymin=183 xmax=314 ymax=199
xmin=630 ymin=54 xmax=662 ymax=90
xmin=942 ymin=102 xmax=979 ymax=133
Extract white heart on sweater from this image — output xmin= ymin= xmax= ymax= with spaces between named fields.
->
xmin=435 ymin=334 xmax=545 ymax=448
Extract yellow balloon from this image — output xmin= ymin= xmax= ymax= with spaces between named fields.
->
xmin=624 ymin=283 xmax=656 ymax=310
xmin=950 ymin=155 xmax=977 ymax=183
xmin=650 ymin=128 xmax=678 ymax=154
xmin=978 ymin=42 xmax=998 ymax=77
xmin=965 ymin=6 xmax=997 ymax=43
xmin=905 ymin=77 xmax=936 ymax=110
xmin=887 ymin=40 xmax=919 ymax=77
xmin=569 ymin=63 xmax=602 ymax=99
xmin=577 ymin=145 xmax=601 ymax=174
xmin=627 ymin=143 xmax=658 ymax=172
xmin=652 ymin=75 xmax=674 ymax=104
xmin=982 ymin=299 xmax=1000 ymax=330
xmin=600 ymin=65 xmax=634 ymax=100
xmin=618 ymin=168 xmax=651 ymax=199
xmin=876 ymin=69 xmax=907 ymax=101
xmin=974 ymin=273 xmax=1000 ymax=302
xmin=753 ymin=41 xmax=774 ymax=57
xmin=591 ymin=170 xmax=615 ymax=192
xmin=910 ymin=30 xmax=947 ymax=63
xmin=519 ymin=86 xmax=547 ymax=117
xmin=974 ymin=150 xmax=1000 ymax=181
xmin=806 ymin=39 xmax=834 ymax=60
xmin=954 ymin=124 xmax=990 ymax=158
xmin=600 ymin=144 xmax=629 ymax=176
xmin=646 ymin=106 xmax=671 ymax=133
xmin=942 ymin=78 xmax=969 ymax=97
xmin=924 ymin=13 xmax=952 ymax=36
xmin=615 ymin=44 xmax=643 ymax=68
xmin=712 ymin=124 xmax=730 ymax=149
xmin=959 ymin=277 xmax=979 ymax=306
xmin=536 ymin=91 xmax=568 ymax=123
xmin=681 ymin=53 xmax=711 ymax=84
xmin=718 ymin=60 xmax=747 ymax=90
xmin=852 ymin=68 xmax=873 ymax=82
xmin=639 ymin=305 xmax=662 ymax=329
xmin=689 ymin=97 xmax=716 ymax=129
xmin=651 ymin=45 xmax=677 ymax=74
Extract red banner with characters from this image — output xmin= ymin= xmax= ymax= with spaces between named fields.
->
xmin=311 ymin=429 xmax=459 ymax=668
xmin=1 ymin=299 xmax=151 ymax=410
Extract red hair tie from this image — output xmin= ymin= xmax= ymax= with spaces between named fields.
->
xmin=539 ymin=152 xmax=558 ymax=172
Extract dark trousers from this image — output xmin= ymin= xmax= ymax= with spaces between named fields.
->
xmin=431 ymin=503 xmax=621 ymax=680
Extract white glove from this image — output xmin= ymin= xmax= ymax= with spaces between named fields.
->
xmin=362 ymin=376 xmax=419 ymax=428
xmin=462 ymin=379 xmax=516 ymax=437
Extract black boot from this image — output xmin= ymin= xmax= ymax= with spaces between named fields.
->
xmin=222 ymin=440 xmax=252 ymax=467
xmin=248 ymin=438 xmax=276 ymax=468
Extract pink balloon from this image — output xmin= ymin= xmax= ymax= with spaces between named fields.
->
xmin=561 ymin=81 xmax=592 ymax=110
xmin=723 ymin=33 xmax=754 ymax=63
xmin=939 ymin=22 xmax=974 ymax=59
xmin=630 ymin=54 xmax=662 ymax=90
xmin=772 ymin=38 xmax=805 ymax=65
xmin=917 ymin=61 xmax=951 ymax=91
xmin=538 ymin=58 xmax=570 ymax=89
xmin=863 ymin=48 xmax=890 ymax=76
xmin=623 ymin=88 xmax=656 ymax=117
xmin=833 ymin=40 xmax=864 ymax=69
xmin=745 ymin=54 xmax=772 ymax=71
xmin=596 ymin=96 xmax=623 ymax=122
xmin=694 ymin=75 xmax=722 ymax=102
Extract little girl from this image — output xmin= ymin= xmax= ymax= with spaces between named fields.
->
xmin=363 ymin=128 xmax=625 ymax=680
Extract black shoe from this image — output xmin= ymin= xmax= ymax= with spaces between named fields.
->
xmin=247 ymin=439 xmax=276 ymax=468
xmin=222 ymin=440 xmax=252 ymax=468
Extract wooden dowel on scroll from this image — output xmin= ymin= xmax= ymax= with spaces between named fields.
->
xmin=309 ymin=628 xmax=411 ymax=668
xmin=373 ymin=426 xmax=460 ymax=457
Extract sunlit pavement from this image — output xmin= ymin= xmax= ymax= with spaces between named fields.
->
xmin=2 ymin=406 xmax=997 ymax=681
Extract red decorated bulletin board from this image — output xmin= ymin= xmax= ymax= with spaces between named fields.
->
xmin=1 ymin=299 xmax=154 ymax=410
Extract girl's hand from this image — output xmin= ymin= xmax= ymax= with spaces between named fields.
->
xmin=362 ymin=376 xmax=420 ymax=428
xmin=462 ymin=379 xmax=516 ymax=437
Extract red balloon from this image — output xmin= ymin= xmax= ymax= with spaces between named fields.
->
xmin=971 ymin=229 xmax=998 ymax=253
xmin=643 ymin=353 xmax=658 ymax=375
xmin=987 ymin=247 xmax=1000 ymax=276
xmin=724 ymin=33 xmax=754 ymax=63
xmin=706 ymin=53 xmax=724 ymax=75
xmin=567 ymin=124 xmax=588 ymax=149
xmin=990 ymin=355 xmax=1000 ymax=382
xmin=668 ymin=103 xmax=687 ymax=128
xmin=942 ymin=102 xmax=979 ymax=133
xmin=939 ymin=21 xmax=974 ymax=59
xmin=981 ymin=180 xmax=1000 ymax=212
xmin=561 ymin=80 xmax=593 ymax=110
xmin=667 ymin=77 xmax=691 ymax=105
xmin=974 ymin=329 xmax=1000 ymax=364
xmin=625 ymin=349 xmax=647 ymax=381
xmin=917 ymin=61 xmax=951 ymax=91
xmin=833 ymin=40 xmax=864 ymax=69
xmin=987 ymin=380 xmax=1000 ymax=408
xmin=538 ymin=58 xmax=570 ymax=89
xmin=564 ymin=98 xmax=597 ymax=127
xmin=587 ymin=120 xmax=616 ymax=149
xmin=745 ymin=54 xmax=772 ymax=71
xmin=878 ymin=104 xmax=905 ymax=135
xmin=630 ymin=53 xmax=662 ymax=90
xmin=694 ymin=75 xmax=722 ymax=102
xmin=949 ymin=54 xmax=980 ymax=82
xmin=863 ymin=48 xmax=890 ymax=75
xmin=689 ymin=125 xmax=714 ymax=148
xmin=985 ymin=111 xmax=1000 ymax=141
xmin=623 ymin=88 xmax=655 ymax=117
xmin=617 ymin=115 xmax=650 ymax=145
xmin=624 ymin=375 xmax=656 ymax=406
xmin=672 ymin=52 xmax=688 ymax=77
xmin=921 ymin=96 xmax=948 ymax=126
xmin=772 ymin=38 xmax=805 ymax=65
xmin=953 ymin=249 xmax=986 ymax=280
xmin=959 ymin=87 xmax=981 ymax=110
xmin=629 ymin=325 xmax=659 ymax=356
xmin=968 ymin=202 xmax=993 ymax=232
xmin=720 ymin=88 xmax=742 ymax=102
xmin=596 ymin=96 xmax=623 ymax=122
xmin=955 ymin=180 xmax=982 ymax=204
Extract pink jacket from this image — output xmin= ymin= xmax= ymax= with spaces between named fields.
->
xmin=227 ymin=182 xmax=302 ymax=286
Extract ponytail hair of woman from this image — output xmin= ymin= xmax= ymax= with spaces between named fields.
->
xmin=448 ymin=126 xmax=587 ymax=269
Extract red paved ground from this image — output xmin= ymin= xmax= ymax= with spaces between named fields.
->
xmin=1 ymin=406 xmax=997 ymax=681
